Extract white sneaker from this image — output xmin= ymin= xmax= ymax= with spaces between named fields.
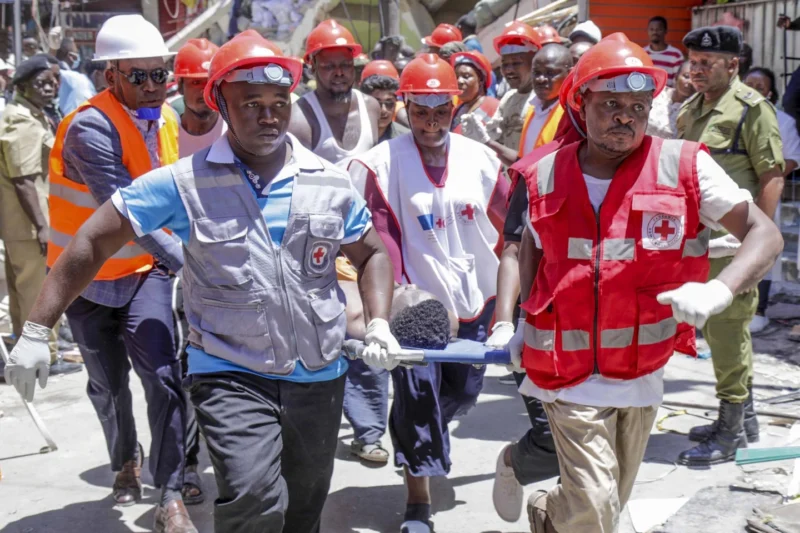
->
xmin=493 ymin=443 xmax=523 ymax=522
xmin=749 ymin=314 xmax=769 ymax=333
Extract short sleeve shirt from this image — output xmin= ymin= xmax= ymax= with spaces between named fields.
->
xmin=0 ymin=94 xmax=54 ymax=241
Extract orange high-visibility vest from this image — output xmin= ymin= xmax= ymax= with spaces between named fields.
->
xmin=47 ymin=89 xmax=179 ymax=280
xmin=518 ymin=103 xmax=565 ymax=158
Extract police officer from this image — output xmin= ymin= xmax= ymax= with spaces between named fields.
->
xmin=677 ymin=26 xmax=785 ymax=465
xmin=4 ymin=31 xmax=400 ymax=533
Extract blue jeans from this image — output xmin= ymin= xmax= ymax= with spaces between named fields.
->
xmin=343 ymin=358 xmax=389 ymax=445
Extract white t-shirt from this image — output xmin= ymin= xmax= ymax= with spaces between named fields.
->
xmin=778 ymin=109 xmax=800 ymax=166
xmin=521 ymin=95 xmax=558 ymax=157
xmin=520 ymin=150 xmax=753 ymax=408
xmin=178 ymin=114 xmax=227 ymax=158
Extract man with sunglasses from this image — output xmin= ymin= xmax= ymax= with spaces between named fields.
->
xmin=18 ymin=14 xmax=194 ymax=533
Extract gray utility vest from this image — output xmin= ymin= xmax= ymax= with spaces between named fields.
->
xmin=171 ymin=145 xmax=353 ymax=375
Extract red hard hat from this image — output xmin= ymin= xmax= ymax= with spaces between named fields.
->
xmin=450 ymin=51 xmax=493 ymax=91
xmin=535 ymin=25 xmax=564 ymax=45
xmin=360 ymin=59 xmax=399 ymax=83
xmin=304 ymin=19 xmax=362 ymax=64
xmin=204 ymin=30 xmax=303 ymax=111
xmin=559 ymin=70 xmax=575 ymax=109
xmin=174 ymin=38 xmax=219 ymax=79
xmin=422 ymin=23 xmax=463 ymax=48
xmin=493 ymin=21 xmax=541 ymax=55
xmin=564 ymin=33 xmax=668 ymax=111
xmin=397 ymin=53 xmax=460 ymax=95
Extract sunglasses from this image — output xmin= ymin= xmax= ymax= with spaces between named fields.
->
xmin=114 ymin=66 xmax=169 ymax=86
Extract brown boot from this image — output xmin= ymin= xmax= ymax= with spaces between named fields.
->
xmin=154 ymin=499 xmax=198 ymax=533
xmin=527 ymin=491 xmax=558 ymax=533
xmin=112 ymin=459 xmax=142 ymax=506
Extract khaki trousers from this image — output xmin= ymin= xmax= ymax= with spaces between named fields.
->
xmin=4 ymin=239 xmax=58 ymax=361
xmin=542 ymin=400 xmax=658 ymax=533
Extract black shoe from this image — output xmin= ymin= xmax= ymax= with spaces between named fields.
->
xmin=678 ymin=400 xmax=747 ymax=466
xmin=498 ymin=373 xmax=517 ymax=385
xmin=688 ymin=387 xmax=760 ymax=444
xmin=49 ymin=360 xmax=83 ymax=376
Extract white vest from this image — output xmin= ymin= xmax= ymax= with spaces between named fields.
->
xmin=302 ymin=89 xmax=374 ymax=164
xmin=347 ymin=132 xmax=502 ymax=320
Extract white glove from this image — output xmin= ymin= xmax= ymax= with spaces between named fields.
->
xmin=708 ymin=234 xmax=741 ymax=259
xmin=486 ymin=321 xmax=515 ymax=348
xmin=506 ymin=318 xmax=525 ymax=372
xmin=362 ymin=318 xmax=402 ymax=371
xmin=460 ymin=113 xmax=492 ymax=144
xmin=656 ymin=279 xmax=734 ymax=329
xmin=47 ymin=26 xmax=63 ymax=51
xmin=4 ymin=321 xmax=52 ymax=402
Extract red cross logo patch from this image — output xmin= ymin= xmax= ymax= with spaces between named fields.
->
xmin=307 ymin=241 xmax=333 ymax=274
xmin=456 ymin=202 xmax=477 ymax=225
xmin=643 ymin=212 xmax=683 ymax=250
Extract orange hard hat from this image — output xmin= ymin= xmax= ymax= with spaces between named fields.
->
xmin=493 ymin=21 xmax=541 ymax=55
xmin=174 ymin=38 xmax=219 ymax=79
xmin=204 ymin=29 xmax=303 ymax=111
xmin=450 ymin=51 xmax=493 ymax=91
xmin=422 ymin=23 xmax=463 ymax=48
xmin=535 ymin=25 xmax=563 ymax=45
xmin=360 ymin=59 xmax=399 ymax=83
xmin=564 ymin=32 xmax=667 ymax=110
xmin=304 ymin=19 xmax=362 ymax=64
xmin=397 ymin=53 xmax=460 ymax=96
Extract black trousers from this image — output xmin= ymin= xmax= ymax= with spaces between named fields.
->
xmin=187 ymin=371 xmax=346 ymax=533
xmin=510 ymin=371 xmax=561 ymax=485
xmin=67 ymin=269 xmax=187 ymax=490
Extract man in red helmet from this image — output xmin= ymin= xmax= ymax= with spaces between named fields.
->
xmin=421 ymin=23 xmax=463 ymax=54
xmin=506 ymin=36 xmax=782 ymax=533
xmin=173 ymin=38 xmax=226 ymax=157
xmin=346 ymin=53 xmax=508 ymax=533
xmin=8 ymin=30 xmax=399 ymax=533
xmin=290 ymin=19 xmax=381 ymax=164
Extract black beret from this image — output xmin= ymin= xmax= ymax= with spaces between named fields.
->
xmin=683 ymin=25 xmax=743 ymax=55
xmin=12 ymin=55 xmax=51 ymax=86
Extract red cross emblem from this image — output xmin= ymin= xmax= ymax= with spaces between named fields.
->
xmin=312 ymin=246 xmax=326 ymax=265
xmin=307 ymin=241 xmax=332 ymax=273
xmin=457 ymin=202 xmax=477 ymax=225
xmin=436 ymin=217 xmax=446 ymax=229
xmin=645 ymin=213 xmax=682 ymax=250
xmin=461 ymin=204 xmax=475 ymax=220
xmin=654 ymin=219 xmax=676 ymax=241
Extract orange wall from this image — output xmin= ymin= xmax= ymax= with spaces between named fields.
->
xmin=589 ymin=0 xmax=703 ymax=51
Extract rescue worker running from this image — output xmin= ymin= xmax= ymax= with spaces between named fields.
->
xmin=290 ymin=19 xmax=380 ymax=163
xmin=173 ymin=38 xmax=227 ymax=157
xmin=677 ymin=25 xmax=785 ymax=466
xmin=6 ymin=30 xmax=399 ymax=533
xmin=5 ymin=15 xmax=195 ymax=532
xmin=508 ymin=34 xmax=782 ymax=533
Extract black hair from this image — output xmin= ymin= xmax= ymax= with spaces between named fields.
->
xmin=649 ymin=16 xmax=668 ymax=31
xmin=389 ymin=299 xmax=451 ymax=350
xmin=457 ymin=12 xmax=478 ymax=35
xmin=744 ymin=67 xmax=778 ymax=104
xmin=739 ymin=43 xmax=754 ymax=75
xmin=360 ymin=74 xmax=399 ymax=95
xmin=55 ymin=37 xmax=76 ymax=62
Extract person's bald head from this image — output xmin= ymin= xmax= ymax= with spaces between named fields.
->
xmin=569 ymin=41 xmax=592 ymax=64
xmin=532 ymin=43 xmax=572 ymax=104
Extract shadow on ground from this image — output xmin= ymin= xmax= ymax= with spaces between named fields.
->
xmin=0 ymin=497 xmax=133 ymax=533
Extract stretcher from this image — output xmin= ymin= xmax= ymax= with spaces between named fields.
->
xmin=0 ymin=337 xmax=58 ymax=452
xmin=341 ymin=338 xmax=511 ymax=366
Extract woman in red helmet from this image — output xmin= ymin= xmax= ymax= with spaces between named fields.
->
xmin=449 ymin=51 xmax=499 ymax=134
xmin=345 ymin=54 xmax=508 ymax=533
xmin=505 ymin=35 xmax=781 ymax=533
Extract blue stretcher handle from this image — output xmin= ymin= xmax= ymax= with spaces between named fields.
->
xmin=341 ymin=339 xmax=511 ymax=365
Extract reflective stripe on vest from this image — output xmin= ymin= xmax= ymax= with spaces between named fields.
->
xmin=528 ymin=318 xmax=678 ymax=351
xmin=47 ymin=90 xmax=179 ymax=280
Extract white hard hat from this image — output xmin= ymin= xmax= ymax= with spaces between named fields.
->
xmin=93 ymin=14 xmax=175 ymax=62
xmin=569 ymin=20 xmax=602 ymax=45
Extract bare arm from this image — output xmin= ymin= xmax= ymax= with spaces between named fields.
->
xmin=363 ymin=94 xmax=382 ymax=146
xmin=716 ymin=201 xmax=784 ymax=294
xmin=28 ymin=201 xmax=136 ymax=328
xmin=518 ymin=227 xmax=543 ymax=311
xmin=486 ymin=139 xmax=520 ymax=167
xmin=755 ymin=166 xmax=785 ymax=219
xmin=495 ymin=241 xmax=521 ymax=323
xmin=12 ymin=175 xmax=48 ymax=254
xmin=341 ymin=227 xmax=393 ymax=324
xmin=288 ymin=99 xmax=315 ymax=149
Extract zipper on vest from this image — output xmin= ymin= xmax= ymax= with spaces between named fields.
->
xmin=592 ymin=207 xmax=601 ymax=375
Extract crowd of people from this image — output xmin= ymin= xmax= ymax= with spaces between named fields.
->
xmin=0 ymin=9 xmax=793 ymax=533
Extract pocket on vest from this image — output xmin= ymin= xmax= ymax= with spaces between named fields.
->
xmin=522 ymin=295 xmax=558 ymax=377
xmin=191 ymin=217 xmax=253 ymax=286
xmin=634 ymin=282 xmax=681 ymax=373
xmin=304 ymin=215 xmax=344 ymax=278
xmin=308 ymin=279 xmax=347 ymax=361
xmin=198 ymin=296 xmax=275 ymax=370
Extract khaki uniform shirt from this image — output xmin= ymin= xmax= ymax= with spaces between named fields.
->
xmin=0 ymin=93 xmax=54 ymax=241
xmin=677 ymin=77 xmax=784 ymax=198
xmin=487 ymin=88 xmax=531 ymax=150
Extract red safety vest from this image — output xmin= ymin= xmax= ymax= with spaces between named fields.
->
xmin=522 ymin=136 xmax=711 ymax=390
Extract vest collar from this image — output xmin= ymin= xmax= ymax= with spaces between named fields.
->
xmin=206 ymin=132 xmax=325 ymax=172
